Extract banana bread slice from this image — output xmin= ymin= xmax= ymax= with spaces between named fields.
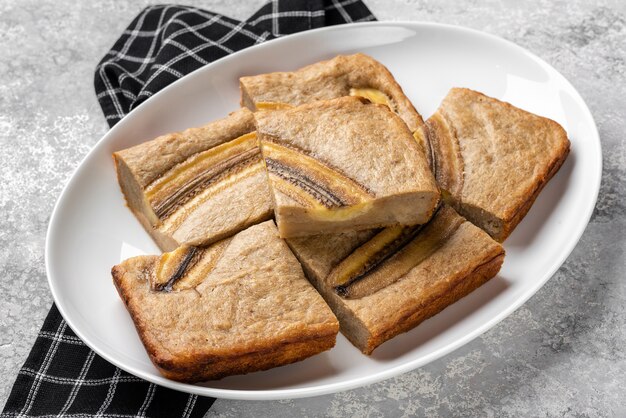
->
xmin=287 ymin=205 xmax=504 ymax=355
xmin=240 ymin=53 xmax=432 ymax=166
xmin=427 ymin=88 xmax=570 ymax=241
xmin=111 ymin=221 xmax=339 ymax=382
xmin=255 ymin=96 xmax=439 ymax=238
xmin=113 ymin=108 xmax=272 ymax=251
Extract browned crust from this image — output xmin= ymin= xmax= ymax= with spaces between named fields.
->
xmin=111 ymin=262 xmax=171 ymax=369
xmin=363 ymin=252 xmax=504 ymax=354
xmin=154 ymin=334 xmax=336 ymax=383
xmin=496 ymin=139 xmax=570 ymax=241
xmin=111 ymin=261 xmax=338 ymax=383
xmin=289 ymin=208 xmax=505 ymax=356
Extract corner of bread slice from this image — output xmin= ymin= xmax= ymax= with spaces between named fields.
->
xmin=426 ymin=87 xmax=571 ymax=242
xmin=112 ymin=110 xmax=272 ymax=251
xmin=256 ymin=97 xmax=439 ymax=238
xmin=287 ymin=205 xmax=504 ymax=355
xmin=238 ymin=53 xmax=434 ymax=171
xmin=111 ymin=221 xmax=338 ymax=383
xmin=239 ymin=79 xmax=257 ymax=111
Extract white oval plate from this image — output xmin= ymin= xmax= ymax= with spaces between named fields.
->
xmin=46 ymin=22 xmax=601 ymax=400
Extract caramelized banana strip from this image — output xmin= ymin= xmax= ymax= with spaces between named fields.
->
xmin=154 ymin=148 xmax=261 ymax=219
xmin=255 ymin=102 xmax=294 ymax=110
xmin=146 ymin=132 xmax=260 ymax=219
xmin=151 ymin=239 xmax=230 ymax=292
xmin=334 ymin=206 xmax=464 ymax=299
xmin=160 ymin=161 xmax=266 ymax=234
xmin=262 ymin=141 xmax=373 ymax=209
xmin=152 ymin=245 xmax=201 ymax=292
xmin=265 ymin=159 xmax=346 ymax=208
xmin=327 ymin=225 xmax=423 ymax=288
xmin=349 ymin=88 xmax=393 ymax=108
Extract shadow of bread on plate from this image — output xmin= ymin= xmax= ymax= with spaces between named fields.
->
xmin=287 ymin=205 xmax=504 ymax=355
xmin=239 ymin=53 xmax=432 ymax=166
xmin=111 ymin=221 xmax=339 ymax=383
xmin=427 ymin=88 xmax=570 ymax=242
xmin=113 ymin=108 xmax=272 ymax=251
xmin=255 ymin=96 xmax=440 ymax=238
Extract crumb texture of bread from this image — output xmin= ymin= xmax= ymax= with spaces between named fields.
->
xmin=255 ymin=97 xmax=439 ymax=237
xmin=427 ymin=88 xmax=570 ymax=241
xmin=287 ymin=205 xmax=504 ymax=354
xmin=111 ymin=221 xmax=339 ymax=382
xmin=113 ymin=108 xmax=273 ymax=251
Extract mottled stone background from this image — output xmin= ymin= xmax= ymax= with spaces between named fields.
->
xmin=1 ymin=0 xmax=624 ymax=416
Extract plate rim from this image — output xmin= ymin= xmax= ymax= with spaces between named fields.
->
xmin=45 ymin=20 xmax=602 ymax=400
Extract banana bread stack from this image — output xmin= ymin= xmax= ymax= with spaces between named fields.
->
xmin=111 ymin=53 xmax=569 ymax=382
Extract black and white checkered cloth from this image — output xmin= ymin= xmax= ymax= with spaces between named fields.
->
xmin=96 ymin=0 xmax=375 ymax=127
xmin=2 ymin=1 xmax=375 ymax=417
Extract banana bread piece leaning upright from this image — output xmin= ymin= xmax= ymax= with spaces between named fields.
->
xmin=113 ymin=108 xmax=273 ymax=251
xmin=112 ymin=221 xmax=339 ymax=382
xmin=427 ymin=88 xmax=570 ymax=241
xmin=255 ymin=97 xmax=440 ymax=238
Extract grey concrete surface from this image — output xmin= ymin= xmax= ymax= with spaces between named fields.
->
xmin=0 ymin=0 xmax=624 ymax=416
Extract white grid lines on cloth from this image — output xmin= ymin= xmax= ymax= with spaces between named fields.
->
xmin=134 ymin=17 xmax=269 ymax=100
xmin=98 ymin=61 xmax=147 ymax=84
xmin=17 ymin=320 xmax=68 ymax=418
xmin=355 ymin=14 xmax=376 ymax=22
xmin=99 ymin=6 xmax=277 ymax=119
xmin=326 ymin=0 xmax=364 ymax=11
xmin=18 ymin=368 xmax=143 ymax=386
xmin=247 ymin=10 xmax=326 ymax=27
xmin=186 ymin=6 xmax=269 ymax=42
xmin=136 ymin=383 xmax=157 ymax=418
xmin=101 ymin=5 xmax=172 ymax=94
xmin=161 ymin=39 xmax=213 ymax=64
xmin=104 ymin=8 xmax=187 ymax=67
xmin=137 ymin=41 xmax=228 ymax=100
xmin=37 ymin=331 xmax=86 ymax=345
xmin=96 ymin=88 xmax=138 ymax=101
xmin=330 ymin=0 xmax=354 ymax=22
xmin=161 ymin=20 xmax=236 ymax=56
xmin=272 ymin=0 xmax=280 ymax=35
xmin=98 ymin=64 xmax=127 ymax=122
xmin=157 ymin=14 xmax=225 ymax=50
xmin=56 ymin=350 xmax=97 ymax=416
xmin=97 ymin=5 xmax=162 ymax=118
xmin=3 ymin=413 xmax=148 ymax=418
xmin=181 ymin=394 xmax=198 ymax=418
xmin=121 ymin=5 xmax=172 ymax=75
xmin=95 ymin=368 xmax=122 ymax=417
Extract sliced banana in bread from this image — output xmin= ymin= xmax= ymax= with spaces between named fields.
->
xmin=427 ymin=88 xmax=570 ymax=241
xmin=255 ymin=96 xmax=440 ymax=238
xmin=113 ymin=108 xmax=273 ymax=251
xmin=112 ymin=221 xmax=339 ymax=382
xmin=287 ymin=205 xmax=504 ymax=355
